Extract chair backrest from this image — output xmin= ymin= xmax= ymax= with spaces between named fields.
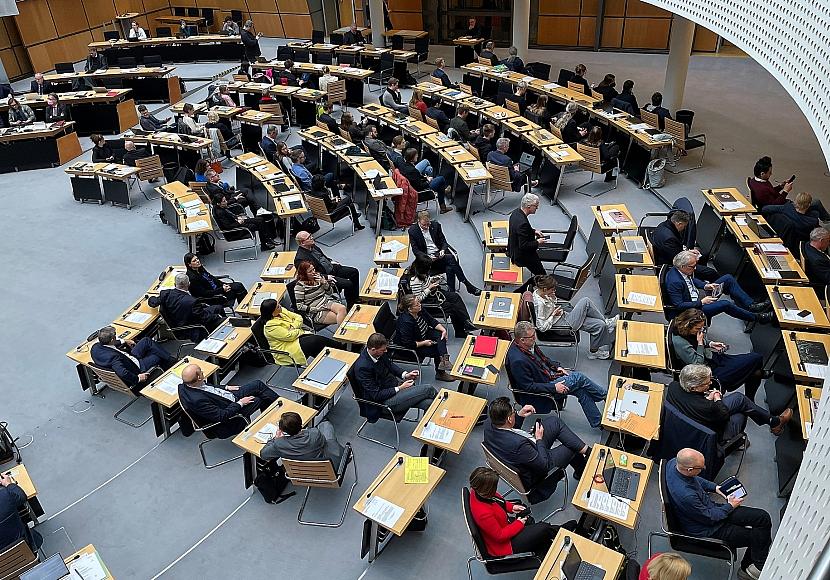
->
xmin=144 ymin=54 xmax=163 ymax=67
xmin=663 ymin=118 xmax=686 ymax=147
xmin=283 ymin=457 xmax=340 ymax=488
xmin=665 ymin=318 xmax=682 ymax=374
xmin=0 ymin=540 xmax=38 ymax=579
xmin=187 ymin=7 xmax=199 ymax=16
xmin=476 ymin=55 xmax=491 ymax=65
xmin=104 ymin=30 xmax=120 ymax=41
xmin=189 ymin=181 xmax=210 ymax=203
xmin=118 ymin=56 xmax=137 ymax=68
xmin=459 ymin=83 xmax=473 ymax=95
xmin=173 ymin=7 xmax=185 ymax=15
xmin=316 ymin=51 xmax=333 ymax=65
xmin=293 ymin=48 xmax=310 ymax=63
xmin=550 ymin=123 xmax=562 ymax=140
xmin=569 ymin=253 xmax=595 ymax=296
xmin=373 ymin=301 xmax=397 ymax=339
xmin=339 ymin=128 xmax=352 ymax=142
xmin=468 ymin=145 xmax=480 ymax=161
xmin=202 ymin=8 xmax=214 ymax=24
xmin=259 ymin=102 xmax=286 ymax=124
xmin=486 ymin=161 xmax=512 ymax=191
xmin=591 ymin=89 xmax=603 ymax=100
xmin=480 ymin=442 xmax=529 ymax=495
xmin=408 ymin=105 xmax=423 ymax=121
xmin=330 ymin=32 xmax=344 ymax=46
xmin=567 ymin=80 xmax=585 ymax=93
xmin=231 ymin=9 xmax=243 ymax=21
xmin=428 ymin=75 xmax=443 ymax=86
xmin=277 ymin=45 xmax=294 ymax=61
xmin=461 ymin=487 xmax=492 ymax=561
xmin=88 ymin=363 xmax=135 ymax=396
xmin=423 ymin=114 xmax=440 ymax=130
xmin=135 ymin=154 xmax=164 ymax=181
xmin=232 ymin=73 xmax=249 ymax=83
xmin=315 ymin=119 xmax=328 ymax=130
xmin=640 ymin=108 xmax=660 ymax=128
xmin=655 ymin=401 xmax=722 ymax=480
xmin=503 ymin=98 xmax=520 ymax=114
xmin=311 ymin=30 xmax=325 ymax=44
xmin=391 ymin=34 xmax=404 ymax=50
xmin=305 ymin=194 xmax=334 ymax=223
xmin=414 ymin=37 xmax=429 ymax=57
xmin=326 ymin=79 xmax=346 ymax=105
xmin=576 ymin=143 xmax=602 ymax=173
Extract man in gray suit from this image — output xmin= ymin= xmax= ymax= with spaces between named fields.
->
xmin=261 ymin=412 xmax=343 ymax=467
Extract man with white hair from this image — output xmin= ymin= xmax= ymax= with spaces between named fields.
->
xmin=664 ymin=250 xmax=773 ymax=324
xmin=148 ymin=273 xmax=224 ymax=339
xmin=803 ymin=227 xmax=830 ymax=296
xmin=240 ymin=20 xmax=262 ymax=62
xmin=508 ymin=193 xmax=547 ymax=276
xmin=91 ymin=326 xmax=174 ymax=391
xmin=487 ymin=137 xmax=538 ymax=192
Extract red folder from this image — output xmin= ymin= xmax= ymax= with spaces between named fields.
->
xmin=491 ymin=270 xmax=518 ymax=283
xmin=472 ymin=335 xmax=498 ymax=358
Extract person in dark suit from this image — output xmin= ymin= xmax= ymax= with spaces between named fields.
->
xmin=507 ymin=193 xmax=546 ymax=276
xmin=570 ymin=64 xmax=590 ymax=94
xmin=396 ymin=294 xmax=454 ymax=381
xmin=644 ymin=92 xmax=672 ymax=130
xmin=479 ymin=41 xmax=499 ymax=65
xmin=425 ymin=104 xmax=450 ymax=133
xmin=204 ymin=168 xmax=265 ymax=216
xmin=318 ymin=102 xmax=339 ymax=134
xmin=464 ymin=17 xmax=483 ymax=38
xmin=432 ymin=58 xmax=458 ymax=89
xmin=84 ymin=47 xmax=107 ymax=72
xmin=664 ymin=251 xmax=773 ymax=323
xmin=448 ymin=105 xmax=477 ymax=143
xmin=488 ymin=137 xmax=538 ymax=192
xmin=261 ymin=125 xmax=279 ymax=162
xmin=240 ymin=20 xmax=262 ymax=62
xmin=508 ymin=321 xmax=607 ymax=428
xmin=804 ymin=227 xmax=830 ymax=297
xmin=615 ymin=79 xmax=639 ymax=112
xmin=44 ymin=93 xmax=67 ymax=123
xmin=473 ymin=123 xmax=497 ymax=159
xmin=652 ymin=211 xmax=719 ymax=282
xmin=261 ymin=412 xmax=343 ymax=466
xmin=91 ymin=326 xmax=174 ymax=391
xmin=137 ymin=104 xmax=174 ymax=131
xmin=90 ymin=134 xmax=121 ymax=163
xmin=213 ymin=194 xmax=278 ymax=251
xmin=344 ymin=23 xmax=365 ymax=45
xmin=400 ymin=148 xmax=451 ymax=213
xmin=178 ymin=363 xmax=276 ymax=439
xmin=295 ymin=230 xmax=360 ymax=307
xmin=30 ymin=72 xmax=52 ymax=96
xmin=483 ymin=396 xmax=588 ymax=503
xmin=562 ymin=119 xmax=587 ymax=146
xmin=122 ymin=140 xmax=151 ymax=166
xmin=593 ymin=73 xmax=618 ymax=103
xmin=501 ymin=46 xmax=524 ymax=73
xmin=408 ymin=210 xmax=480 ymax=295
xmin=761 ymin=191 xmax=823 ymax=242
xmin=308 ymin=174 xmax=364 ymax=230
xmin=0 ymin=472 xmax=39 ymax=552
xmin=354 ymin=333 xmax=437 ymax=415
xmin=184 ymin=252 xmax=247 ymax=307
xmin=148 ymin=273 xmax=225 ymax=340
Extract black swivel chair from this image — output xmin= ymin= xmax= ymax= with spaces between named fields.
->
xmin=202 ymin=8 xmax=215 ymax=29
xmin=330 ymin=32 xmax=344 ymax=46
xmin=155 ymin=26 xmax=172 ymax=38
xmin=391 ymin=35 xmax=404 ymax=50
xmin=557 ymin=69 xmax=575 ymax=86
xmin=231 ymin=10 xmax=244 ymax=24
xmin=187 ymin=7 xmax=199 ymax=17
xmin=348 ymin=366 xmax=418 ymax=451
xmin=293 ymin=48 xmax=310 ymax=63
xmin=117 ymin=56 xmax=137 ymax=69
xmin=277 ymin=45 xmax=294 ymax=61
xmin=173 ymin=7 xmax=185 ymax=16
xmin=144 ymin=55 xmax=163 ymax=68
xmin=311 ymin=30 xmax=325 ymax=44
xmin=538 ymin=215 xmax=578 ymax=265
xmin=104 ymin=31 xmax=120 ymax=41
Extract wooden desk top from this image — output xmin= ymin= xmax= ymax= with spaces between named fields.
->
xmin=522 ymin=127 xmax=562 ymax=149
xmin=141 ymin=357 xmax=219 ymax=408
xmin=66 ymin=324 xmax=140 ymax=366
xmin=605 ymin=235 xmax=654 ymax=269
xmin=747 ymin=248 xmax=809 ymax=285
xmin=615 ymin=274 xmax=663 ymax=314
xmin=535 ymin=530 xmax=624 ymax=580
xmin=413 ymin=81 xmax=445 ymax=95
xmin=482 ymin=220 xmax=509 ymax=249
xmin=449 ymin=335 xmax=510 ymax=385
xmin=90 ymin=34 xmax=241 ymax=49
xmin=3 ymin=90 xmax=132 ymax=110
xmin=237 ymin=109 xmax=277 ymax=125
xmin=453 ymin=36 xmax=485 ymax=46
xmin=479 ymin=105 xmax=518 ymax=124
xmin=456 ymin=161 xmax=492 ymax=184
xmin=334 ymin=304 xmax=380 ymax=345
xmin=501 ymin=116 xmax=537 ymax=134
xmin=782 ymin=331 xmax=830 ymax=384
xmin=273 ymin=193 xmax=308 ymax=217
xmin=261 ymin=252 xmax=297 ymax=281
xmin=367 ymin=176 xmax=399 ymax=202
xmin=232 ymin=397 xmax=317 ymax=457
xmin=358 ymin=103 xmax=393 ymax=119
xmin=147 ymin=265 xmax=187 ymax=295
xmin=483 ymin=252 xmax=524 ymax=287
xmin=65 ymin=161 xmax=139 ymax=180
xmin=796 ymin=384 xmax=822 ymax=440
xmin=403 ymin=119 xmax=438 ymax=137
xmin=435 ymin=87 xmax=469 ymax=105
xmin=64 ymin=545 xmax=113 ymax=580
xmin=702 ymin=187 xmax=753 ymax=215
xmin=0 ymin=122 xmax=76 ymax=142
xmin=299 ymin=126 xmax=334 ymax=143
xmin=353 ymin=452 xmax=445 ymax=536
xmin=766 ymin=285 xmax=830 ymax=330
xmin=383 ymin=29 xmax=429 ymax=39
xmin=133 ymin=131 xmax=212 ymax=150
xmin=45 ymin=66 xmax=174 ymax=81
xmin=572 ymin=445 xmax=652 ymax=529
xmin=592 ymin=204 xmax=636 ymax=232
xmin=412 ymin=389 xmax=487 ymax=454
xmin=194 ymin=319 xmax=253 ymax=361
xmin=354 ymin=160 xmax=390 ymax=181
xmin=115 ymin=294 xmax=158 ymax=331
xmin=332 ymin=25 xmax=371 ymax=34
xmin=235 ymin=282 xmax=287 ymax=317
xmin=292 ymin=348 xmax=360 ymax=399
xmin=360 ymin=268 xmax=404 ymax=301
xmin=543 ymin=143 xmax=583 ymax=165
xmin=473 ymin=291 xmax=519 ymax=331
xmin=419 ymin=132 xmax=455 ymax=150
xmin=460 ymin=95 xmax=495 ymax=112
xmin=614 ymin=320 xmax=666 ymax=370
xmin=374 ymin=234 xmax=410 ymax=265
xmin=4 ymin=464 xmax=36 ymax=498
xmin=601 ymin=376 xmax=664 ymax=440
xmin=724 ymin=214 xmax=782 ymax=246
xmin=438 ymin=144 xmax=476 ymax=165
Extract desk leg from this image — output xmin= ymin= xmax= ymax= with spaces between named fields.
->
xmin=150 ymin=402 xmax=164 ymax=438
xmin=464 ymin=180 xmax=473 ymax=223
xmin=375 ymin=199 xmax=383 ymax=236
xmin=457 ymin=380 xmax=478 ymax=396
xmin=284 ymin=217 xmax=293 ymax=252
xmin=594 ymin=245 xmax=610 ymax=278
xmin=365 ymin=520 xmax=393 ymax=562
xmin=551 ymin=163 xmax=565 ymax=207
xmin=28 ymin=498 xmax=45 ymax=522
xmin=243 ymin=451 xmax=256 ymax=489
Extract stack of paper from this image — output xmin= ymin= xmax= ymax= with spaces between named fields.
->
xmin=363 ymin=496 xmax=404 ymax=528
xmin=186 ymin=219 xmax=210 ymax=231
xmin=68 ymin=552 xmax=107 ymax=580
xmin=196 ymin=338 xmax=225 ymax=354
xmin=419 ymin=422 xmax=454 ymax=444
xmin=380 ymin=240 xmax=406 ymax=255
xmin=124 ymin=311 xmax=151 ymax=325
xmin=253 ymin=423 xmax=278 ymax=443
xmin=722 ymin=201 xmax=746 ymax=211
xmin=781 ymin=309 xmax=814 ymax=323
xmin=404 ymin=456 xmax=429 ymax=484
xmin=627 ymin=342 xmax=658 ymax=356
xmin=374 ymin=271 xmax=400 ymax=293
xmin=181 ymin=199 xmax=201 ymax=209
xmin=266 ymin=266 xmax=287 ymax=276
xmin=627 ymin=292 xmax=657 ymax=306
xmin=467 ymin=168 xmax=487 ymax=178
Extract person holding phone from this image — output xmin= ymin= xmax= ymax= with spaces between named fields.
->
xmin=395 ymin=294 xmax=454 ymax=381
xmin=749 ymin=156 xmax=830 ymax=221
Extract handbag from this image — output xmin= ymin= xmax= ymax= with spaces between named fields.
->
xmin=254 ymin=461 xmax=296 ymax=504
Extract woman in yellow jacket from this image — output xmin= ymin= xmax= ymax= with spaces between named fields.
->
xmin=258 ymin=299 xmax=340 ymax=365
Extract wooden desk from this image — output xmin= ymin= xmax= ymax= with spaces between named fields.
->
xmin=796 ymin=385 xmax=822 ymax=439
xmin=479 ymin=105 xmax=518 ymax=125
xmin=156 ymin=15 xmax=205 ymax=25
xmin=141 ymin=357 xmax=219 ymax=438
xmin=601 ymin=376 xmax=664 ymax=444
xmin=473 ymin=291 xmax=519 ymax=333
xmin=450 ymin=335 xmax=510 ymax=395
xmin=147 ymin=265 xmax=187 ymax=295
xmin=782 ymin=331 xmax=830 ymax=384
xmin=235 ymin=282 xmax=287 ymax=317
xmin=402 ymin=119 xmax=438 ymax=139
xmin=4 ymin=464 xmax=44 ymax=522
xmin=374 ymin=234 xmax=410 ymax=267
xmin=572 ymin=445 xmax=652 ymax=530
xmin=615 ymin=274 xmax=663 ymax=317
xmin=334 ymin=304 xmax=380 ymax=348
xmin=4 ymin=90 xmax=138 ymax=135
xmin=457 ymin=161 xmax=493 ymax=222
xmin=724 ymin=214 xmax=782 ymax=246
xmin=483 ymin=252 xmax=523 ymax=291
xmin=701 ymin=188 xmax=753 ymax=216
xmin=422 ymin=132 xmax=457 ymax=150
xmin=44 ymin=66 xmax=175 ymax=82
xmin=65 ymin=161 xmax=140 ymax=206
xmin=482 ymin=220 xmax=509 ymax=252
xmin=260 ymin=252 xmax=297 ymax=281
xmin=293 ymin=348 xmax=359 ymax=409
xmin=592 ymin=204 xmax=636 ymax=233
xmin=747 ymin=248 xmax=809 ymax=285
xmin=522 ymin=127 xmax=562 ymax=149
xmin=614 ymin=320 xmax=666 ymax=372
xmin=353 ymin=452 xmax=445 ymax=562
xmin=438 ymin=144 xmax=476 ymax=165
xmin=64 ymin=545 xmax=113 ymax=580
xmin=766 ymin=285 xmax=830 ymax=330
xmin=115 ymin=294 xmax=159 ymax=331
xmin=194 ymin=319 xmax=253 ymax=365
xmin=233 ymin=397 xmax=317 ymax=488
xmin=360 ymin=268 xmax=404 ymax=303
xmin=605 ymin=235 xmax=654 ymax=270
xmin=501 ymin=116 xmax=536 ymax=135
xmin=66 ymin=324 xmax=140 ymax=394
xmin=535 ymin=530 xmax=624 ymax=580
xmin=412 ymin=388 xmax=487 ymax=463
xmin=0 ymin=122 xmax=82 ymax=171
xmin=383 ymin=29 xmax=429 ymax=40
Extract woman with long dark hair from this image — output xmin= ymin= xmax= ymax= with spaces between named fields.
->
xmin=183 ymin=252 xmax=247 ymax=306
xmin=405 ymin=255 xmax=475 ymax=338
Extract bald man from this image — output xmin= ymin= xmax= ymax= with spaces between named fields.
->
xmin=177 ymin=364 xmax=277 ymax=439
xmin=666 ymin=448 xmax=772 ymax=580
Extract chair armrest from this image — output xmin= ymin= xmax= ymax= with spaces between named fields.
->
xmin=484 ymin=552 xmax=540 ymax=564
xmin=550 ymin=262 xmax=580 ymax=277
xmin=215 ymin=275 xmax=236 ymax=282
xmin=221 ymin=226 xmax=256 ymax=240
xmin=336 ymin=442 xmax=353 ymax=477
xmin=136 ymin=366 xmax=165 ymax=387
xmin=258 ymin=347 xmax=306 ymax=376
xmin=193 ymin=413 xmax=249 ymax=434
xmin=169 ymin=324 xmax=210 ymax=338
xmin=689 ymin=132 xmax=706 ymax=140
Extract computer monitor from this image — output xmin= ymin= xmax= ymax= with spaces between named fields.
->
xmin=19 ymin=553 xmax=69 ymax=580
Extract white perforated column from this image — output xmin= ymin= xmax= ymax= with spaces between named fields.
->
xmin=512 ymin=0 xmax=530 ymax=62
xmin=368 ymin=0 xmax=384 ymax=47
xmin=663 ymin=16 xmax=694 ymax=112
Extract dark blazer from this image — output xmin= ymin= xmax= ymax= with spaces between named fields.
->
xmin=178 ymin=384 xmax=246 ymax=439
xmin=319 ymin=113 xmax=339 ymax=134
xmin=186 ymin=268 xmax=225 ymax=299
xmin=408 ymin=221 xmax=448 ymax=261
xmin=479 ymin=49 xmax=499 ymax=66
xmin=140 ymin=114 xmax=167 ymax=131
xmin=260 ymin=136 xmax=278 ymax=161
xmin=240 ymin=29 xmax=261 ymax=60
xmin=762 ymin=202 xmax=818 ymax=241
xmin=295 ymin=245 xmax=335 ymax=277
xmin=425 ymin=107 xmax=450 ymax=132
xmin=570 ymin=75 xmax=590 ymax=95
xmin=664 ymin=267 xmax=706 ymax=312
xmin=487 ymin=150 xmax=519 ymax=183
xmin=122 ymin=147 xmax=151 ymax=167
xmin=646 ymin=105 xmax=672 ymax=130
xmin=616 ymin=91 xmax=639 ymax=112
xmin=399 ymin=160 xmax=430 ymax=192
xmin=90 ymin=342 xmax=142 ymax=386
xmin=0 ymin=484 xmax=27 ymax=551
xmin=652 ymin=219 xmax=685 ymax=267
xmin=344 ymin=30 xmax=365 ymax=45
xmin=666 ymin=380 xmax=729 ymax=438
xmin=483 ymin=418 xmax=548 ymax=490
xmin=449 ymin=115 xmax=473 ymax=142
xmin=804 ymin=243 xmax=830 ymax=293
xmin=148 ymin=288 xmax=222 ymax=339
xmin=353 ymin=348 xmax=403 ymax=404
xmin=561 ymin=119 xmax=582 ymax=144
xmin=30 ymin=80 xmax=52 ymax=95
xmin=473 ymin=135 xmax=494 ymax=159
xmin=501 ymin=56 xmax=524 ymax=73
xmin=506 ymin=342 xmax=561 ymax=394
xmin=92 ymin=144 xmax=116 ymax=162
xmin=45 ymin=105 xmax=67 ymax=123
xmin=433 ymin=68 xmax=457 ymax=89
xmin=395 ymin=310 xmax=440 ymax=351
xmin=507 ymin=208 xmax=538 ymax=267
xmin=594 ymin=85 xmax=618 ymax=102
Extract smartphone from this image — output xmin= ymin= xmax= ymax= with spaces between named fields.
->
xmin=797 ymin=309 xmax=812 ymax=318
xmin=284 ymin=264 xmax=294 ymax=271
xmin=788 ymin=174 xmax=797 ymax=184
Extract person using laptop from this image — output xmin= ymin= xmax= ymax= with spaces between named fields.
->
xmin=666 ymin=448 xmax=773 ymax=580
xmin=395 ymin=295 xmax=454 ymax=382
xmin=258 ymin=299 xmax=339 ymax=367
xmin=137 ymin=103 xmax=174 ymax=131
xmin=178 ymin=364 xmax=277 ymax=439
xmin=664 ymin=250 xmax=773 ymax=324
xmin=803 ymin=227 xmax=830 ymax=297
xmin=507 ymin=321 xmax=607 ymax=428
xmin=261 ymin=411 xmax=343 ymax=467
xmin=488 ymin=138 xmax=538 ymax=192
xmin=652 ymin=210 xmax=720 ymax=282
xmin=184 ymin=252 xmax=247 ymax=307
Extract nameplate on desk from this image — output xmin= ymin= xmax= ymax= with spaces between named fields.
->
xmin=195 ymin=338 xmax=225 ymax=354
xmin=626 ymin=292 xmax=656 ymax=307
xmin=626 ymin=342 xmax=658 ymax=356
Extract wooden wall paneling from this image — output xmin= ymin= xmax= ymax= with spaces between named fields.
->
xmin=581 ymin=0 xmax=599 ymax=17
xmin=539 ymin=0 xmax=581 ymax=16
xmin=4 ymin=17 xmax=23 ymax=46
xmin=280 ymin=13 xmax=311 ymax=37
xmin=177 ymin=0 xmax=198 ymax=6
xmin=578 ymin=16 xmax=596 ymax=47
xmin=248 ymin=0 xmax=278 ymax=13
xmin=89 ymin=26 xmax=106 ymax=43
xmin=83 ymin=0 xmax=119 ymax=29
xmin=255 ymin=13 xmax=285 ymax=37
xmin=693 ymin=25 xmax=718 ymax=52
xmin=142 ymin=0 xmax=171 ymax=12
xmin=388 ymin=0 xmax=420 ymax=10
xmin=0 ymin=48 xmax=22 ymax=78
xmin=388 ymin=11 xmax=422 ymax=30
xmin=354 ymin=0 xmax=365 ymax=27
xmin=621 ymin=17 xmax=670 ymax=49
xmin=26 ymin=44 xmax=51 ymax=73
xmin=15 ymin=0 xmax=58 ymax=46
xmin=276 ymin=0 xmax=308 ymax=13
xmin=625 ymin=0 xmax=670 ymax=17
xmin=47 ymin=0 xmax=92 ymax=36
xmin=215 ymin=0 xmax=248 ymax=11
xmin=0 ymin=19 xmax=11 ymax=49
xmin=14 ymin=45 xmax=33 ymax=77
xmin=600 ymin=16 xmax=623 ymax=47
xmin=537 ymin=15 xmax=579 ymax=46
xmin=114 ymin=0 xmax=145 ymax=16
xmin=604 ymin=0 xmax=625 ymax=18
xmin=48 ymin=31 xmax=95 ymax=65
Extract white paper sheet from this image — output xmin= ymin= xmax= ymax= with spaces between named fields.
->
xmin=586 ymin=490 xmax=630 ymax=520
xmin=626 ymin=292 xmax=656 ymax=307
xmin=374 ymin=271 xmax=400 ymax=293
xmin=68 ymin=553 xmax=107 ymax=580
xmin=466 ymin=168 xmax=487 ymax=178
xmin=266 ymin=266 xmax=287 ymax=275
xmin=420 ymin=422 xmax=454 ymax=444
xmin=124 ymin=312 xmax=151 ymax=324
xmin=254 ymin=423 xmax=278 ymax=443
xmin=154 ymin=374 xmax=180 ymax=395
xmin=196 ymin=338 xmax=225 ymax=354
xmin=186 ymin=219 xmax=210 ymax=231
xmin=380 ymin=240 xmax=406 ymax=255
xmin=627 ymin=342 xmax=658 ymax=356
xmin=721 ymin=201 xmax=746 ymax=210
xmin=781 ymin=309 xmax=815 ymax=323
xmin=805 ymin=363 xmax=827 ymax=379
xmin=363 ymin=496 xmax=405 ymax=529
xmin=761 ymin=268 xmax=782 ymax=279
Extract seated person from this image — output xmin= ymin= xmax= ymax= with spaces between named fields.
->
xmin=449 ymin=105 xmax=478 ymax=143
xmin=277 ymin=60 xmax=298 ymax=86
xmin=386 ymin=135 xmax=408 ymax=169
xmin=204 ymin=168 xmax=265 ymax=216
xmin=91 ymin=134 xmax=121 ymax=163
xmin=395 ymin=294 xmax=454 ymax=381
xmin=581 ymin=126 xmax=619 ymax=182
xmin=641 ymin=553 xmax=692 ymax=580
xmin=652 ymin=210 xmax=719 ymax=282
xmin=340 ymin=112 xmax=365 ymax=143
xmin=210 ymin=84 xmax=238 ymax=108
xmin=667 ymin=364 xmax=792 ymax=442
xmin=666 ymin=448 xmax=773 ymax=580
xmin=665 ymin=250 xmax=773 ymax=324
xmin=261 ymin=125 xmax=279 ymax=162
xmin=503 ymin=81 xmax=527 ymax=115
xmin=804 ymin=227 xmax=830 ymax=297
xmin=148 ymin=274 xmax=224 ymax=339
xmin=354 ymin=332 xmax=438 ymax=415
xmin=746 ymin=156 xmax=815 ymax=213
xmin=409 ymin=210 xmax=479 ymax=295
xmin=507 ymin=321 xmax=607 ymax=428
xmin=90 ymin=325 xmax=174 ymax=390
xmin=432 ymin=57 xmax=458 ymax=89
xmin=318 ymin=67 xmax=338 ymax=93
xmin=615 ymin=79 xmax=639 ymax=112
xmin=178 ymin=364 xmax=277 ymax=438
xmin=532 ymin=274 xmax=616 ymax=360
xmin=178 ymin=103 xmax=204 ymax=135
xmin=363 ymin=124 xmax=388 ymax=162
xmin=295 ymin=230 xmax=360 ymax=307
xmin=178 ymin=20 xmax=192 ymax=38
xmin=137 ymin=104 xmax=173 ymax=131
xmin=643 ymin=91 xmax=672 ymax=130
xmin=479 ymin=41 xmax=499 ymax=66
xmin=570 ymin=64 xmax=590 ymax=94
xmin=259 ymin=299 xmax=340 ymax=366
xmin=194 ymin=158 xmax=209 ymax=182
xmin=380 ymin=77 xmax=408 ymax=114
xmin=762 ymin=191 xmax=827 ymax=241
xmin=593 ymin=73 xmax=618 ymax=102
xmin=500 ymin=46 xmax=524 ymax=73
xmin=30 ymin=72 xmax=52 ymax=96
xmin=308 ymin=174 xmax=364 ymax=230
xmin=184 ymin=252 xmax=247 ymax=307
xmin=0 ymin=471 xmax=40 ymax=552
xmin=128 ymin=21 xmax=147 ymax=40
xmin=318 ymin=102 xmax=339 ymax=134
xmin=276 ymin=141 xmax=294 ymax=174
xmin=425 ymin=104 xmax=450 ymax=133
xmin=122 ymin=140 xmax=151 ymax=167
xmin=483 ymin=396 xmax=589 ymax=503
xmin=205 ymin=111 xmax=239 ymax=149
xmin=212 ymin=193 xmax=278 ymax=251
xmin=408 ymin=90 xmax=428 ymax=117
xmin=670 ymin=308 xmax=767 ymax=401
xmin=525 ymin=95 xmax=551 ymax=128
xmin=261 ymin=412 xmax=344 ymax=466
xmin=487 ymin=137 xmax=538 ymax=191
xmin=44 ymin=93 xmax=67 ymax=123
xmin=399 ymin=148 xmax=451 ymax=213
xmin=6 ymin=96 xmax=35 ymax=126
xmin=473 ymin=123 xmax=497 ymax=159
xmin=294 ymin=260 xmax=347 ymax=327
xmin=405 ymin=255 xmax=475 ymax=338
xmin=291 ymin=149 xmax=334 ymax=190
xmin=221 ymin=15 xmax=240 ymax=35
xmin=344 ymin=23 xmax=365 ymax=45
xmin=557 ymin=110 xmax=586 ymax=145
xmin=469 ymin=466 xmax=568 ymax=559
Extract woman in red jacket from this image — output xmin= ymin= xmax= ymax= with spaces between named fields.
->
xmin=468 ymin=467 xmax=557 ymax=557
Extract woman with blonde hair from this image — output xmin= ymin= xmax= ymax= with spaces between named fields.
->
xmin=639 ymin=552 xmax=691 ymax=580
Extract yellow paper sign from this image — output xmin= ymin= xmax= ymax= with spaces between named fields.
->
xmin=404 ymin=456 xmax=429 ymax=484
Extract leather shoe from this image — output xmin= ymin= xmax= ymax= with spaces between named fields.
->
xmin=771 ymin=408 xmax=793 ymax=435
xmin=465 ymin=284 xmax=482 ymax=296
xmin=749 ymin=300 xmax=772 ymax=313
xmin=463 ymin=320 xmax=478 ymax=332
xmin=261 ymin=241 xmax=276 ymax=251
xmin=440 ymin=204 xmax=453 ymax=214
xmin=354 ymin=222 xmax=366 ymax=231
xmin=435 ymin=370 xmax=455 ymax=382
xmin=755 ymin=311 xmax=775 ymax=324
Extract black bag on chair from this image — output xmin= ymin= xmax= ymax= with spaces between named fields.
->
xmin=295 ymin=216 xmax=320 ymax=234
xmin=254 ymin=461 xmax=296 ymax=504
xmin=195 ymin=233 xmax=216 ymax=256
xmin=0 ymin=422 xmax=21 ymax=465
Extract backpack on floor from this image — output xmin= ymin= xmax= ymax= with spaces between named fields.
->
xmin=195 ymin=233 xmax=215 ymax=256
xmin=254 ymin=461 xmax=296 ymax=504
xmin=381 ymin=202 xmax=397 ymax=231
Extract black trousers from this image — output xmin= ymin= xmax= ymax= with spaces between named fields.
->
xmin=517 ymin=255 xmax=546 ymax=277
xmin=298 ymin=334 xmax=341 ymax=359
xmin=331 ymin=264 xmax=360 ymax=307
xmin=710 ymin=506 xmax=772 ymax=570
xmin=237 ymin=216 xmax=277 ymax=247
xmin=510 ymin=522 xmax=558 ymax=557
xmin=430 ymin=253 xmax=470 ymax=291
xmin=212 ymin=281 xmax=248 ymax=306
xmin=230 ymin=188 xmax=262 ymax=215
xmin=441 ymin=290 xmax=472 ymax=336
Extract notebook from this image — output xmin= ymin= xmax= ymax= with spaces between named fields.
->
xmin=305 ymin=356 xmax=347 ymax=386
xmin=472 ymin=335 xmax=498 ymax=358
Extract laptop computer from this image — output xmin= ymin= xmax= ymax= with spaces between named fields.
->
xmin=796 ymin=340 xmax=829 ymax=365
xmin=602 ymin=452 xmax=640 ymax=501
xmin=19 ymin=554 xmax=69 ymax=580
xmin=622 ymin=238 xmax=646 ymax=253
xmin=306 ymin=356 xmax=346 ymax=386
xmin=561 ymin=545 xmax=605 ymax=580
xmin=744 ymin=215 xmax=775 ymax=239
xmin=517 ymin=152 xmax=535 ymax=174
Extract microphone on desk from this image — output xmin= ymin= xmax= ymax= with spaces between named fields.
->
xmin=586 ymin=448 xmax=606 ymax=499
xmin=544 ymin=536 xmax=572 ymax=580
xmin=620 ymin=274 xmax=627 ymax=304
xmin=596 ymin=205 xmax=606 ymax=228
xmin=620 ymin=321 xmax=629 ymax=357
xmin=366 ymin=457 xmax=405 ymax=499
xmin=805 ymin=388 xmax=815 ymax=426
xmin=423 ymin=391 xmax=450 ymax=426
xmin=790 ymin=332 xmax=805 ymax=372
xmin=609 ymin=377 xmax=625 ymax=420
